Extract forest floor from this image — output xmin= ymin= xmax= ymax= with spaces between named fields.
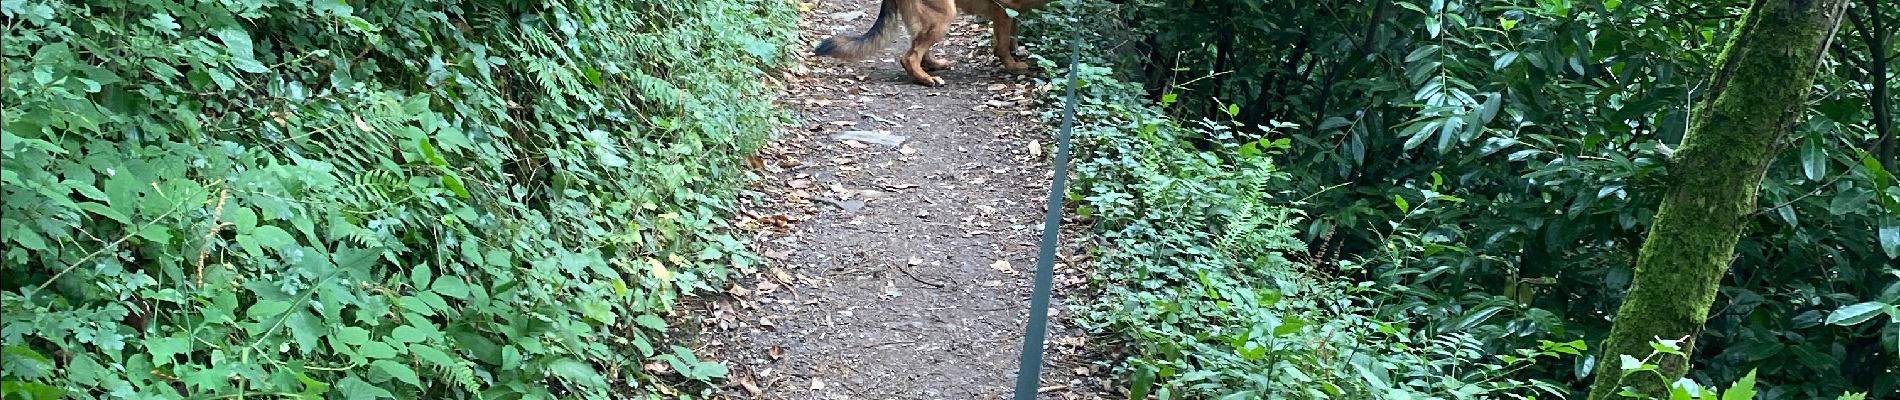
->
xmin=689 ymin=1 xmax=1109 ymax=399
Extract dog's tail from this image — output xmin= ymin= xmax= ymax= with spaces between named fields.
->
xmin=814 ymin=0 xmax=899 ymax=60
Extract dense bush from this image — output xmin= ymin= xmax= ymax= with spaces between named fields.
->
xmin=1024 ymin=0 xmax=1897 ymax=398
xmin=1 ymin=0 xmax=793 ymax=398
xmin=1019 ymin=5 xmax=1582 ymax=398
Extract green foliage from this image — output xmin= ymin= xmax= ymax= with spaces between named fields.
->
xmin=1601 ymin=339 xmax=1871 ymax=400
xmin=1030 ymin=0 xmax=1899 ymax=397
xmin=1 ymin=0 xmax=794 ymax=398
xmin=1019 ymin=5 xmax=1576 ymax=398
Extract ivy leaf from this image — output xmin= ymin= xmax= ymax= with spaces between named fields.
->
xmin=372 ymin=360 xmax=421 ymax=387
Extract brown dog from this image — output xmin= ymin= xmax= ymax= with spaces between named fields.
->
xmin=814 ymin=0 xmax=1049 ymax=86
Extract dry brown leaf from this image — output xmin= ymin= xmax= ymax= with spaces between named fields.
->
xmin=768 ymin=345 xmax=787 ymax=360
xmin=755 ymin=280 xmax=781 ymax=295
xmin=740 ymin=376 xmax=765 ymax=396
xmin=643 ymin=361 xmax=672 ymax=374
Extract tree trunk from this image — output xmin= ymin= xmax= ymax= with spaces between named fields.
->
xmin=1585 ymin=0 xmax=1852 ymax=399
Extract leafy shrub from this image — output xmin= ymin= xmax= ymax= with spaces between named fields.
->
xmin=1 ymin=0 xmax=793 ymax=398
xmin=1018 ymin=4 xmax=1575 ymax=398
xmin=1039 ymin=0 xmax=1900 ymax=397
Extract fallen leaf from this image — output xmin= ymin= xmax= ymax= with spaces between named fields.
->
xmin=353 ymin=114 xmax=374 ymax=132
xmin=644 ymin=361 xmax=672 ymax=374
xmin=770 ymin=268 xmax=793 ymax=284
xmin=727 ymin=284 xmax=752 ymax=298
xmin=768 ymin=345 xmax=786 ymax=360
xmin=740 ymin=376 xmax=764 ymax=396
xmin=991 ymin=260 xmax=1017 ymax=275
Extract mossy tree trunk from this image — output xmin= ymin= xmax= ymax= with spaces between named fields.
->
xmin=1585 ymin=0 xmax=1852 ymax=398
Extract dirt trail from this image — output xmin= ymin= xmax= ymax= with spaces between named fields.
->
xmin=692 ymin=1 xmax=1101 ymax=399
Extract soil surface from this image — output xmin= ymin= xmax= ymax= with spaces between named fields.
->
xmin=691 ymin=1 xmax=1108 ymax=399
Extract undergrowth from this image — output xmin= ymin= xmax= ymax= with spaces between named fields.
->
xmin=1018 ymin=2 xmax=1577 ymax=398
xmin=1 ymin=0 xmax=793 ymax=398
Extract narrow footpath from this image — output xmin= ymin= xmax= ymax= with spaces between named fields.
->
xmin=691 ymin=1 xmax=1105 ymax=399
